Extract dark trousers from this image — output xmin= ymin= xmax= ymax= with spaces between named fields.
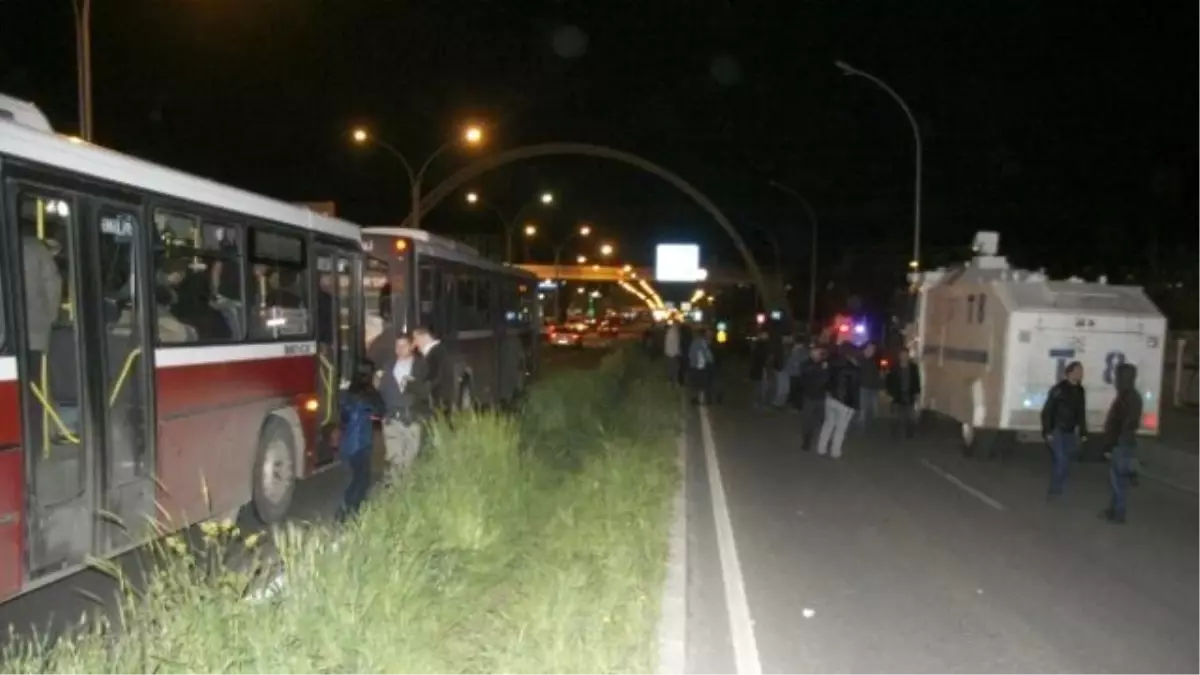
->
xmin=799 ymin=398 xmax=825 ymax=451
xmin=339 ymin=450 xmax=372 ymax=520
xmin=1047 ymin=431 xmax=1078 ymax=496
xmin=890 ymin=402 xmax=917 ymax=439
xmin=689 ymin=366 xmax=715 ymax=403
xmin=1108 ymin=445 xmax=1135 ymax=518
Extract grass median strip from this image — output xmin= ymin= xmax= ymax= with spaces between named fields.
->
xmin=2 ymin=347 xmax=681 ymax=674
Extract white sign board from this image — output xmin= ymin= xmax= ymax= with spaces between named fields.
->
xmin=655 ymin=243 xmax=701 ymax=282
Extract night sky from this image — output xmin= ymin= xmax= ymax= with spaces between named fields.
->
xmin=2 ymin=1 xmax=1196 ymax=318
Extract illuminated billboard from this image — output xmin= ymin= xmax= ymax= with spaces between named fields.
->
xmin=655 ymin=243 xmax=702 ymax=282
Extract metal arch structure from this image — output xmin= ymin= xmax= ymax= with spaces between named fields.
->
xmin=398 ymin=142 xmax=781 ymax=312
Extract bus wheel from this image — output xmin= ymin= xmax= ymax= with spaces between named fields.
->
xmin=253 ymin=417 xmax=296 ymax=524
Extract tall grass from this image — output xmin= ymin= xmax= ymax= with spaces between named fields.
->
xmin=2 ymin=347 xmax=681 ymax=674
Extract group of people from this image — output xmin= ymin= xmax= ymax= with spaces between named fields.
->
xmin=335 ymin=326 xmax=457 ymax=521
xmin=1041 ymin=360 xmax=1144 ymax=524
xmin=661 ymin=322 xmax=719 ymax=404
xmin=752 ymin=334 xmax=922 ymax=459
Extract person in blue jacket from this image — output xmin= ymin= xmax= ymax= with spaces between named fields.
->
xmin=336 ymin=360 xmax=383 ymax=522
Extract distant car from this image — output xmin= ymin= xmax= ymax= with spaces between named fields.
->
xmin=549 ymin=323 xmax=586 ymax=348
xmin=597 ymin=319 xmax=620 ymax=337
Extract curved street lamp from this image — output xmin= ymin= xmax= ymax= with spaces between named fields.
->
xmin=463 ymin=190 xmax=555 ymax=262
xmin=351 ymin=123 xmax=484 ymax=230
xmin=768 ymin=180 xmax=819 ymax=330
xmin=835 ymin=60 xmax=923 ymax=270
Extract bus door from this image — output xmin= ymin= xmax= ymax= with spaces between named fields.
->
xmin=313 ymin=246 xmax=360 ymax=466
xmin=7 ymin=179 xmax=156 ymax=578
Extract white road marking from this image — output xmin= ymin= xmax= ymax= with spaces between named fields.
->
xmin=920 ymin=458 xmax=1006 ymax=511
xmin=698 ymin=405 xmax=763 ymax=675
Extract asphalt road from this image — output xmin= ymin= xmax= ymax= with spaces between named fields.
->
xmin=0 ymin=341 xmax=613 ymax=649
xmin=685 ymin=375 xmax=1199 ymax=674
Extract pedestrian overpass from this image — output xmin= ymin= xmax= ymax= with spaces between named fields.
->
xmin=515 ymin=264 xmax=761 ymax=285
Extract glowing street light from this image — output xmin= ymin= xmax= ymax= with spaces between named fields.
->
xmin=622 ymin=264 xmax=633 ymax=273
xmin=579 ymin=224 xmax=592 ymax=237
xmin=348 ymin=121 xmax=485 ymax=229
xmin=465 ymin=191 xmax=479 ymax=204
xmin=540 ymin=192 xmax=554 ymax=204
xmin=599 ymin=243 xmax=614 ymax=257
xmin=576 ymin=255 xmax=587 ymax=264
xmin=524 ymin=224 xmax=537 ymax=237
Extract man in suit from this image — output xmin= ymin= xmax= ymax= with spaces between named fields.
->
xmin=412 ymin=326 xmax=459 ymax=414
xmin=374 ymin=333 xmax=426 ymax=478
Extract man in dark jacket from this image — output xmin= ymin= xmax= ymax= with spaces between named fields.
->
xmin=1101 ymin=363 xmax=1142 ymax=524
xmin=796 ymin=344 xmax=829 ymax=451
xmin=1041 ymin=361 xmax=1088 ymax=498
xmin=885 ymin=349 xmax=921 ymax=439
xmin=857 ymin=343 xmax=883 ymax=428
xmin=816 ymin=344 xmax=860 ymax=458
xmin=413 ymin=326 xmax=460 ymax=414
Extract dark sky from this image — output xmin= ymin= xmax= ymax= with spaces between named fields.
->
xmin=2 ymin=1 xmax=1196 ymax=297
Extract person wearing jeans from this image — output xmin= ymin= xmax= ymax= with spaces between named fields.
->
xmin=1040 ymin=361 xmax=1087 ymax=498
xmin=1102 ymin=363 xmax=1142 ymax=524
xmin=816 ymin=344 xmax=860 ymax=459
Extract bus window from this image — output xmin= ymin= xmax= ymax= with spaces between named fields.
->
xmin=418 ymin=260 xmax=440 ymax=332
xmin=364 ymin=256 xmax=389 ymax=349
xmin=97 ymin=206 xmax=149 ymax=487
xmin=152 ymin=209 xmax=241 ymax=343
xmin=517 ymin=282 xmax=536 ymax=325
xmin=502 ymin=281 xmax=520 ymax=326
xmin=17 ymin=190 xmax=83 ymax=505
xmin=335 ymin=255 xmax=355 ymax=376
xmin=456 ymin=274 xmax=480 ymax=330
xmin=247 ymin=227 xmax=310 ymax=340
xmin=476 ymin=277 xmax=493 ymax=327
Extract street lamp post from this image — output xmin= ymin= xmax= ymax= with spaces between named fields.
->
xmin=551 ymin=224 xmax=593 ymax=321
xmin=352 ymin=125 xmax=483 ymax=231
xmin=835 ymin=60 xmax=923 ymax=270
xmin=768 ymin=180 xmax=819 ymax=331
xmin=72 ymin=0 xmax=93 ymax=140
xmin=465 ymin=191 xmax=554 ymax=262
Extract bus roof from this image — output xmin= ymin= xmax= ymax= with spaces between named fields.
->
xmin=0 ymin=94 xmax=360 ymax=242
xmin=363 ymin=226 xmax=536 ymax=279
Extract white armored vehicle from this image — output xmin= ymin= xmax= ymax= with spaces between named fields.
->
xmin=907 ymin=231 xmax=1166 ymax=456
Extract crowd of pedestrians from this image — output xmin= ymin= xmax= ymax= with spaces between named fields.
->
xmin=645 ymin=317 xmax=1145 ymax=524
xmin=749 ymin=331 xmax=923 ymax=459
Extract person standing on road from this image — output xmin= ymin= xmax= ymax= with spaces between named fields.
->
xmin=688 ymin=327 xmax=716 ymax=405
xmin=663 ymin=322 xmax=682 ymax=385
xmin=749 ymin=330 xmax=771 ymax=407
xmin=817 ymin=344 xmax=860 ymax=458
xmin=885 ymin=349 xmax=921 ymax=439
xmin=336 ymin=361 xmax=383 ymax=522
xmin=1041 ymin=361 xmax=1088 ymax=499
xmin=797 ymin=344 xmax=830 ymax=451
xmin=857 ymin=342 xmax=883 ymax=428
xmin=1101 ymin=363 xmax=1142 ymax=524
xmin=375 ymin=334 xmax=426 ymax=480
xmin=770 ymin=334 xmax=795 ymax=409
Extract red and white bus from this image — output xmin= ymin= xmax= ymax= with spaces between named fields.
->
xmin=0 ymin=95 xmax=535 ymax=603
